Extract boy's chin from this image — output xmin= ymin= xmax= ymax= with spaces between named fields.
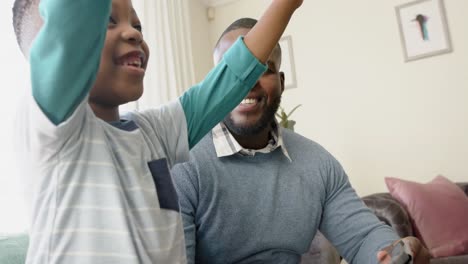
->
xmin=118 ymin=86 xmax=144 ymax=102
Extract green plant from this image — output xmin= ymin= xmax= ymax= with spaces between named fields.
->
xmin=275 ymin=104 xmax=302 ymax=131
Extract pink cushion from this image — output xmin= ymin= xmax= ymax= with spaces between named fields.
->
xmin=385 ymin=176 xmax=468 ymax=258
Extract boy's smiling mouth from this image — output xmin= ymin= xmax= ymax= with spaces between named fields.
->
xmin=117 ymin=51 xmax=146 ymax=74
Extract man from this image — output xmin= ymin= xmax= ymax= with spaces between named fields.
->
xmin=171 ymin=18 xmax=430 ymax=264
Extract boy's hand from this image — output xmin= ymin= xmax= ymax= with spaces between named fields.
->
xmin=377 ymin=237 xmax=430 ymax=264
xmin=292 ymin=0 xmax=304 ymax=9
xmin=245 ymin=0 xmax=303 ymax=63
xmin=274 ymin=0 xmax=303 ymax=10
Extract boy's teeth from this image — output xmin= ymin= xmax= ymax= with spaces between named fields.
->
xmin=124 ymin=60 xmax=142 ymax=68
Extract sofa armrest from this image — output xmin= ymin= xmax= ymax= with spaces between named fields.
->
xmin=362 ymin=193 xmax=413 ymax=238
xmin=0 ymin=233 xmax=29 ymax=264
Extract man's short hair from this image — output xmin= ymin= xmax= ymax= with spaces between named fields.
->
xmin=215 ymin=17 xmax=281 ymax=58
xmin=12 ymin=0 xmax=34 ymax=51
xmin=215 ymin=18 xmax=258 ymax=48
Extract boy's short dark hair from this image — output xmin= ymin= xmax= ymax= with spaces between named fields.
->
xmin=13 ymin=0 xmax=42 ymax=56
xmin=12 ymin=0 xmax=33 ymax=50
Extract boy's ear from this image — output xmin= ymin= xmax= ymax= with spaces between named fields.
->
xmin=280 ymin=72 xmax=285 ymax=93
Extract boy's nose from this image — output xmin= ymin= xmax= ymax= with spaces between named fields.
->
xmin=121 ymin=27 xmax=143 ymax=44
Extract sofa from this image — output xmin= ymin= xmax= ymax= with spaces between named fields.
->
xmin=0 ymin=233 xmax=28 ymax=264
xmin=0 ymin=231 xmax=341 ymax=264
xmin=3 ymin=184 xmax=466 ymax=264
xmin=362 ymin=182 xmax=468 ymax=264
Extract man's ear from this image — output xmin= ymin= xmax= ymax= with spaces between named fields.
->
xmin=280 ymin=72 xmax=285 ymax=93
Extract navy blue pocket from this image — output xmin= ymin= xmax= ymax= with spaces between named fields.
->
xmin=148 ymin=158 xmax=180 ymax=212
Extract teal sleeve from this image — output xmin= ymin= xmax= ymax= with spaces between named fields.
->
xmin=29 ymin=0 xmax=111 ymax=125
xmin=179 ymin=37 xmax=267 ymax=149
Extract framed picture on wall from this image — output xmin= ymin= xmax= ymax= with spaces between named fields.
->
xmin=395 ymin=0 xmax=452 ymax=62
xmin=278 ymin=35 xmax=297 ymax=89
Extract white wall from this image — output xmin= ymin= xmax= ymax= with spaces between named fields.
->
xmin=188 ymin=1 xmax=215 ymax=82
xmin=199 ymin=0 xmax=468 ymax=196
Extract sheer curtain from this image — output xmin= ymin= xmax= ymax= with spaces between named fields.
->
xmin=1 ymin=0 xmax=29 ymax=233
xmin=132 ymin=0 xmax=196 ymax=110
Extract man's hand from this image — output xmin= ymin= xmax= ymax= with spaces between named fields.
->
xmin=377 ymin=237 xmax=430 ymax=264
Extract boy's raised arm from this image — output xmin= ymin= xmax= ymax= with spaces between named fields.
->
xmin=29 ymin=0 xmax=111 ymax=125
xmin=181 ymin=0 xmax=303 ymax=148
xmin=243 ymin=0 xmax=303 ymax=63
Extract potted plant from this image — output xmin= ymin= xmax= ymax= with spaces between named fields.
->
xmin=275 ymin=104 xmax=302 ymax=131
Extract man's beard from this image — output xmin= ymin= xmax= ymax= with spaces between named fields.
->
xmin=224 ymin=96 xmax=281 ymax=136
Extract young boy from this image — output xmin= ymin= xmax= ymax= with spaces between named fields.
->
xmin=13 ymin=0 xmax=302 ymax=263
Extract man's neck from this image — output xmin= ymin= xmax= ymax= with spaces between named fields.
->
xmin=231 ymin=125 xmax=272 ymax=150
